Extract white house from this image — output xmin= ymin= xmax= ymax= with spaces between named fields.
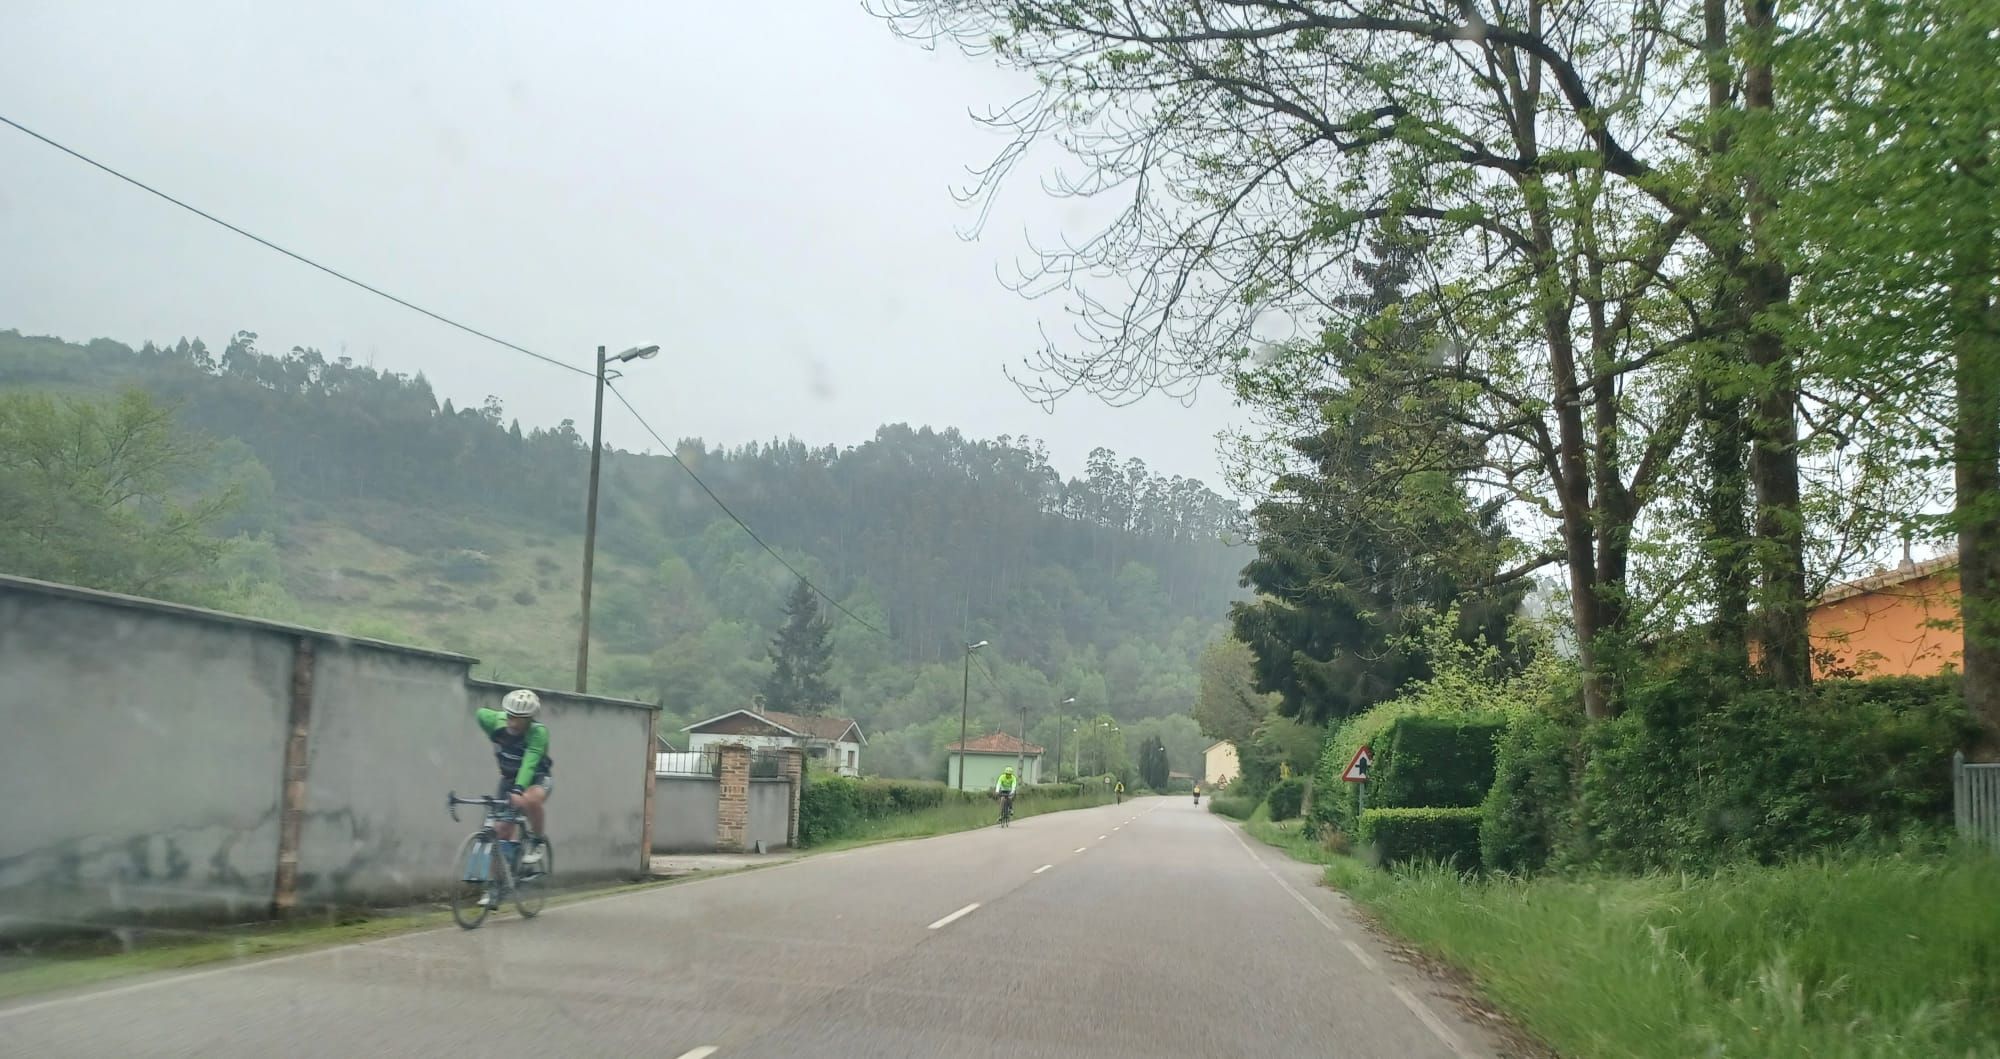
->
xmin=680 ymin=707 xmax=865 ymax=776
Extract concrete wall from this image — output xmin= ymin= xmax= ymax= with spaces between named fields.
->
xmin=748 ymin=779 xmax=790 ymax=850
xmin=653 ymin=776 xmax=721 ymax=853
xmin=0 ymin=575 xmax=656 ymax=938
xmin=0 ymin=587 xmax=293 ymax=935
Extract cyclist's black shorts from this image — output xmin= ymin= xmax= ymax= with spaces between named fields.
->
xmin=496 ymin=773 xmax=553 ymax=802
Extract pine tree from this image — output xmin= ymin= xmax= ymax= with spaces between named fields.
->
xmin=761 ymin=579 xmax=839 ymax=714
xmin=1230 ymin=226 xmax=1527 ymax=726
xmin=1138 ymin=735 xmax=1169 ymax=790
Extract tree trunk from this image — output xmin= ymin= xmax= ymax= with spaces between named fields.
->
xmin=1701 ymin=380 xmax=1754 ymax=670
xmin=1699 ymin=0 xmax=1752 ymax=675
xmin=1741 ymin=0 xmax=1810 ymax=689
xmin=1953 ymin=245 xmax=2000 ymax=759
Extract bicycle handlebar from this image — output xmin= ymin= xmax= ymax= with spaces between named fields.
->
xmin=445 ymin=790 xmax=518 ymax=823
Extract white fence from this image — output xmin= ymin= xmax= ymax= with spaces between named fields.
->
xmin=1953 ymin=751 xmax=2000 ymax=851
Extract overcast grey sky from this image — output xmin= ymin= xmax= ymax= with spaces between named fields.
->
xmin=0 ymin=2 xmax=1242 ymax=487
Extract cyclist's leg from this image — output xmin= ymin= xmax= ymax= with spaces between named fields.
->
xmin=493 ymin=779 xmax=518 ymax=841
xmin=518 ymin=774 xmax=550 ymax=836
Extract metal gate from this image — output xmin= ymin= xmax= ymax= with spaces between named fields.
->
xmin=1953 ymin=751 xmax=2000 ymax=850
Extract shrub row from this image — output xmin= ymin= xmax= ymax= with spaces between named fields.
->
xmin=1313 ymin=709 xmax=1509 ymax=838
xmin=798 ymin=776 xmax=1084 ymax=845
xmin=1480 ymin=671 xmax=1974 ymax=874
xmin=1357 ymin=807 xmax=1483 ymax=870
xmin=1208 ymin=793 xmax=1258 ymax=820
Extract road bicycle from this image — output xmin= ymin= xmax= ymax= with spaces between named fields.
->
xmin=996 ymin=791 xmax=1015 ymax=828
xmin=446 ymin=790 xmax=554 ymax=930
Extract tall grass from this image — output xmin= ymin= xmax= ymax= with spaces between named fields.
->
xmin=1325 ymin=851 xmax=2000 ymax=1058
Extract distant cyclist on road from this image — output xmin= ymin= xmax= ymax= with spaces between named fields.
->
xmin=476 ymin=689 xmax=554 ymax=848
xmin=994 ymin=765 xmax=1019 ymax=821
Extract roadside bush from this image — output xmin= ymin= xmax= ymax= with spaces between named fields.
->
xmin=1372 ymin=712 xmax=1509 ymax=812
xmin=1265 ymin=776 xmax=1308 ymax=821
xmin=798 ymin=775 xmax=985 ymax=845
xmin=1209 ymin=793 xmax=1258 ymax=820
xmin=1357 ymin=807 xmax=1483 ymax=871
xmin=1480 ymin=704 xmax=1585 ymax=874
xmin=1557 ymin=670 xmax=1973 ymax=872
xmin=1022 ymin=782 xmax=1081 ymax=801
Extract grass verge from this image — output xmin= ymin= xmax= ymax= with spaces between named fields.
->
xmin=0 ymin=874 xmax=683 ymax=1005
xmin=1233 ymin=814 xmax=2000 ymax=1057
xmin=804 ymin=793 xmax=1113 ymax=851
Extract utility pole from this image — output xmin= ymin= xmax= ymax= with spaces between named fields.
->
xmin=956 ymin=639 xmax=988 ymax=790
xmin=1018 ymin=701 xmax=1029 ymax=782
xmin=575 ymin=343 xmax=658 ymax=693
xmin=1053 ymin=696 xmax=1074 ymax=783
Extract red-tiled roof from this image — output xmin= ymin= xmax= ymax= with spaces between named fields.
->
xmin=1818 ymin=551 xmax=1959 ymax=606
xmin=948 ymin=731 xmax=1044 ymax=754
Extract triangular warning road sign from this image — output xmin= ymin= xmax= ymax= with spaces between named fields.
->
xmin=1341 ymin=745 xmax=1372 ymax=783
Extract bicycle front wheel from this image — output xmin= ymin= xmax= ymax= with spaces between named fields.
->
xmin=514 ymin=837 xmax=552 ymax=918
xmin=450 ymin=833 xmax=493 ymax=930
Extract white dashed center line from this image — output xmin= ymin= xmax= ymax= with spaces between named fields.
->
xmin=927 ymin=903 xmax=980 ymax=930
xmin=674 ymin=1048 xmax=720 ymax=1059
xmin=1033 ymin=864 xmax=1053 ymax=874
xmin=1073 ymin=847 xmax=1088 ymax=853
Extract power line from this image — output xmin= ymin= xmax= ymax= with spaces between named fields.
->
xmin=0 ymin=113 xmax=593 ymax=380
xmin=603 ymin=380 xmax=888 ymax=637
xmin=2 ymin=112 xmax=893 ymax=638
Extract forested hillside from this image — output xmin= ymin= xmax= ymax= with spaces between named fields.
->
xmin=0 ymin=329 xmax=1245 ymax=780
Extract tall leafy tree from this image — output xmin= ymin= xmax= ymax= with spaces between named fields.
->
xmin=1776 ymin=0 xmax=2000 ymax=751
xmin=0 ymin=389 xmax=238 ymax=600
xmin=761 ymin=578 xmax=839 ymax=715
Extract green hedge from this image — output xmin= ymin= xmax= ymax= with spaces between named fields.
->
xmin=1477 ymin=671 xmax=1974 ymax=874
xmin=1357 ymin=807 xmax=1483 ymax=870
xmin=1313 ymin=709 xmax=1510 ymax=838
xmin=799 ymin=776 xmax=1085 ymax=845
xmin=1374 ymin=713 xmax=1509 ymax=811
xmin=1480 ymin=706 xmax=1585 ymax=874
xmin=1265 ymin=776 xmax=1308 ymax=821
xmin=1209 ymin=793 xmax=1258 ymax=820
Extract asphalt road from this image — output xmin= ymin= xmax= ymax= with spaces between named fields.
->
xmin=1 ymin=796 xmax=1505 ymax=1058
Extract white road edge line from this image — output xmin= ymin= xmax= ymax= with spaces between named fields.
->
xmin=675 ymin=1048 xmax=721 ymax=1059
xmin=927 ymin=903 xmax=980 ymax=930
xmin=1033 ymin=864 xmax=1053 ymax=874
xmin=1226 ymin=827 xmax=1465 ymax=1057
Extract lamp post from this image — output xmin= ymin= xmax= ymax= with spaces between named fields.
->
xmin=956 ymin=639 xmax=989 ymax=790
xmin=576 ymin=343 xmax=659 ymax=693
xmin=1052 ymin=696 xmax=1074 ymax=782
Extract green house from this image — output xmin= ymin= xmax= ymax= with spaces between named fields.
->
xmin=946 ymin=731 xmax=1045 ymax=790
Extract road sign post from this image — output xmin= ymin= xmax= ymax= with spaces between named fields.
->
xmin=1341 ymin=745 xmax=1372 ymax=814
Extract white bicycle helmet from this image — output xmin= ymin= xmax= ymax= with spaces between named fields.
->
xmin=502 ymin=688 xmax=541 ymax=718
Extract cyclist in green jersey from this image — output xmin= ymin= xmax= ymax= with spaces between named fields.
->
xmin=476 ymin=688 xmax=553 ymax=841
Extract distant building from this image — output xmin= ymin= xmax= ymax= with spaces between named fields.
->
xmin=947 ymin=731 xmax=1044 ymax=789
xmin=1808 ymin=552 xmax=1962 ymax=679
xmin=681 ymin=706 xmax=865 ymax=776
xmin=1203 ymin=740 xmax=1240 ymax=787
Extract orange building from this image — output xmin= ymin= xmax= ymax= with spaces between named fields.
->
xmin=1808 ymin=553 xmax=1963 ymax=679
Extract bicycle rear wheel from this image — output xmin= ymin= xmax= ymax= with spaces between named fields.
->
xmin=450 ymin=833 xmax=494 ymax=930
xmin=514 ymin=837 xmax=553 ymax=918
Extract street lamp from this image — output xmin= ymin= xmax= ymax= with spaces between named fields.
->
xmin=956 ymin=639 xmax=990 ymax=790
xmin=1052 ymin=696 xmax=1075 ymax=782
xmin=575 ymin=344 xmax=660 ymax=693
